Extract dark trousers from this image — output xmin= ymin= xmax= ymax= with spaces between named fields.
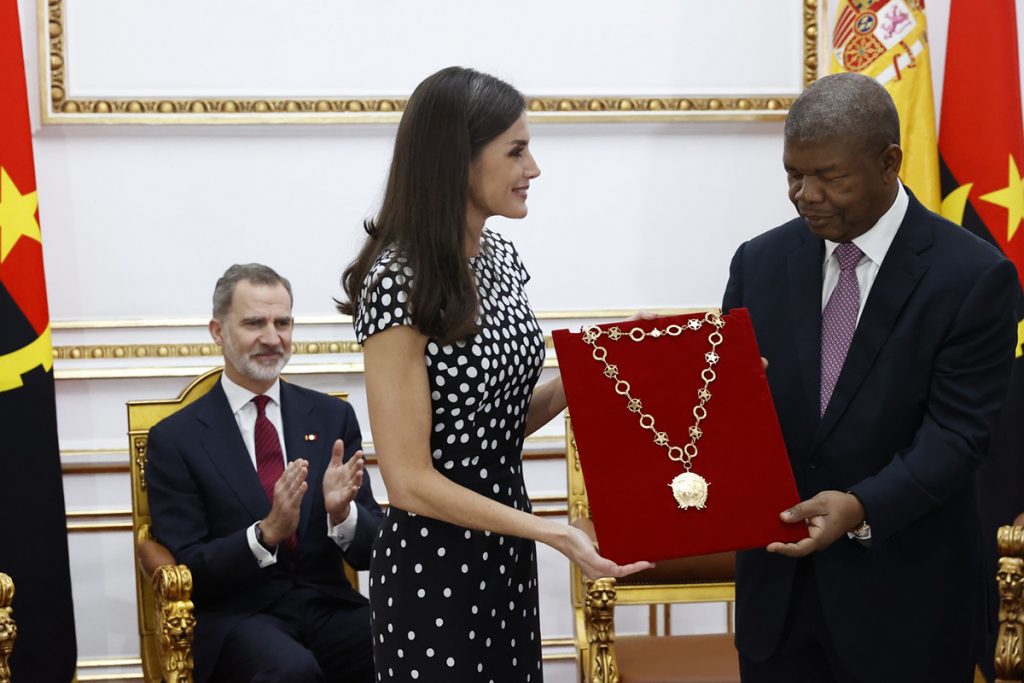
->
xmin=739 ymin=559 xmax=847 ymax=683
xmin=211 ymin=586 xmax=374 ymax=683
xmin=741 ymin=557 xmax=980 ymax=683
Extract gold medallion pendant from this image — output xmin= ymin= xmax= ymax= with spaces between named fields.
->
xmin=670 ymin=472 xmax=709 ymax=510
xmin=581 ymin=312 xmax=726 ymax=511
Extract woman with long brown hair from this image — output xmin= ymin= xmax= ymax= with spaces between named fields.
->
xmin=339 ymin=66 xmax=650 ymax=680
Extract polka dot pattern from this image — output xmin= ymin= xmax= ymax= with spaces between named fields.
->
xmin=356 ymin=229 xmax=545 ymax=681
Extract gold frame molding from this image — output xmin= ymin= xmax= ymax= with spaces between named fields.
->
xmin=49 ymin=309 xmax=711 ymax=370
xmin=53 ymin=337 xmax=554 ymax=362
xmin=53 ymin=340 xmax=362 ymax=361
xmin=39 ymin=0 xmax=819 ymax=125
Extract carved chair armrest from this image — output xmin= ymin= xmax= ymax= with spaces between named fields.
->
xmin=584 ymin=577 xmax=620 ymax=683
xmin=152 ymin=564 xmax=196 ymax=683
xmin=0 ymin=573 xmax=15 ymax=683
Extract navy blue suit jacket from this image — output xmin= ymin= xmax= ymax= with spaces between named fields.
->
xmin=723 ymin=191 xmax=1020 ymax=679
xmin=146 ymin=379 xmax=383 ymax=683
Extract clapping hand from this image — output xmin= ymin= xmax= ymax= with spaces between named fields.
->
xmin=261 ymin=459 xmax=308 ymax=546
xmin=324 ymin=439 xmax=365 ymax=525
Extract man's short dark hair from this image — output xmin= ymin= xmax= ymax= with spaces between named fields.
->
xmin=212 ymin=263 xmax=293 ymax=319
xmin=785 ymin=73 xmax=900 ymax=152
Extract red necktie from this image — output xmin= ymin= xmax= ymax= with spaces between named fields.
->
xmin=252 ymin=395 xmax=297 ymax=553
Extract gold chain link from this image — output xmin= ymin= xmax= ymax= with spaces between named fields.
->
xmin=580 ymin=312 xmax=726 ymax=470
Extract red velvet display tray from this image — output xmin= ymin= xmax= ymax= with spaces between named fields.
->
xmin=553 ymin=309 xmax=806 ymax=564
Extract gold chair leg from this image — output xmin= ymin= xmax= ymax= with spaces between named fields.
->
xmin=996 ymin=526 xmax=1024 ymax=682
xmin=584 ymin=577 xmax=620 ymax=683
xmin=153 ymin=565 xmax=196 ymax=683
xmin=0 ymin=574 xmax=15 ymax=683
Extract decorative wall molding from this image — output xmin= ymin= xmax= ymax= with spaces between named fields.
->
xmin=804 ymin=0 xmax=821 ymax=86
xmin=48 ymin=310 xmax=716 ymax=379
xmin=39 ymin=0 xmax=819 ymax=125
xmin=67 ymin=522 xmax=132 ymax=533
xmin=52 ymin=337 xmax=556 ymax=362
xmin=65 ymin=494 xmax=570 ymax=533
xmin=59 ymin=439 xmax=568 ymax=470
xmin=51 ymin=359 xmax=562 ymax=381
xmin=49 ymin=309 xmax=712 ymax=373
xmin=53 ymin=339 xmax=361 ymax=361
xmin=50 ymin=309 xmax=702 ymax=331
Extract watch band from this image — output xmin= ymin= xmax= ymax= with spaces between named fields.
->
xmin=845 ymin=490 xmax=871 ymax=542
xmin=850 ymin=520 xmax=871 ymax=540
xmin=254 ymin=521 xmax=277 ymax=552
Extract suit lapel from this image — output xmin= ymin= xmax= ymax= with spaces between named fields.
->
xmin=280 ymin=383 xmax=320 ymax=543
xmin=813 ymin=195 xmax=933 ymax=449
xmin=196 ymin=383 xmax=270 ymax=521
xmin=787 ymin=230 xmax=826 ymax=422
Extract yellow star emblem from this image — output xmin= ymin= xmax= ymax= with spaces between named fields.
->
xmin=0 ymin=167 xmax=41 ymax=263
xmin=979 ymin=155 xmax=1024 ymax=243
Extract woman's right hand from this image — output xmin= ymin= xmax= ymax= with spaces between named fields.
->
xmin=562 ymin=524 xmax=654 ymax=580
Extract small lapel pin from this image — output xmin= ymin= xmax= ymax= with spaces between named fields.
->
xmin=304 ymin=433 xmax=319 ymax=442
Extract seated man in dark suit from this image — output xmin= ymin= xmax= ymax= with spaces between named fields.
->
xmin=147 ymin=263 xmax=383 ymax=683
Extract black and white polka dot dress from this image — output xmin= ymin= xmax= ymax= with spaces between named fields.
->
xmin=355 ymin=228 xmax=546 ymax=682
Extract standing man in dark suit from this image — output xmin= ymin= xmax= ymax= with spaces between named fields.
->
xmin=147 ymin=263 xmax=382 ymax=683
xmin=723 ymin=73 xmax=1020 ymax=682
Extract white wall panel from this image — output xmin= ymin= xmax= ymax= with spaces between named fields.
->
xmin=66 ymin=531 xmax=138 ymax=658
xmin=63 ymin=0 xmax=804 ymax=96
xmin=33 ymin=123 xmax=793 ymax=322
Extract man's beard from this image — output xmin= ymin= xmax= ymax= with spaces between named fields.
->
xmin=223 ymin=335 xmax=290 ymax=384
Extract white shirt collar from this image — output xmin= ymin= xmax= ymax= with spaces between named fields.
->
xmin=220 ymin=372 xmax=282 ymax=415
xmin=823 ymin=181 xmax=908 ymax=267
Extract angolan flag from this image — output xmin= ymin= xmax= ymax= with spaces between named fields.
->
xmin=938 ymin=1 xmax=1024 ymax=680
xmin=0 ymin=0 xmax=77 ymax=679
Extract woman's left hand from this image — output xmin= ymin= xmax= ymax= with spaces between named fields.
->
xmin=561 ymin=524 xmax=654 ymax=580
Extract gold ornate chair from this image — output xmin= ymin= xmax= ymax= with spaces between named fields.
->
xmin=127 ymin=368 xmax=359 ymax=683
xmin=994 ymin=514 xmax=1024 ymax=683
xmin=0 ymin=572 xmax=14 ymax=683
xmin=567 ymin=416 xmax=740 ymax=683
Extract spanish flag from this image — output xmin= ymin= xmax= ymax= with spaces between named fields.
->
xmin=0 ymin=0 xmax=77 ymax=679
xmin=938 ymin=2 xmax=1024 ymax=680
xmin=830 ymin=0 xmax=941 ymax=212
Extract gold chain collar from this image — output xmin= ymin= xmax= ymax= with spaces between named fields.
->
xmin=579 ymin=312 xmax=726 ymax=510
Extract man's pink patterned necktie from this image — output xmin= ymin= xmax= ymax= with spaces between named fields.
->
xmin=820 ymin=242 xmax=864 ymax=416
